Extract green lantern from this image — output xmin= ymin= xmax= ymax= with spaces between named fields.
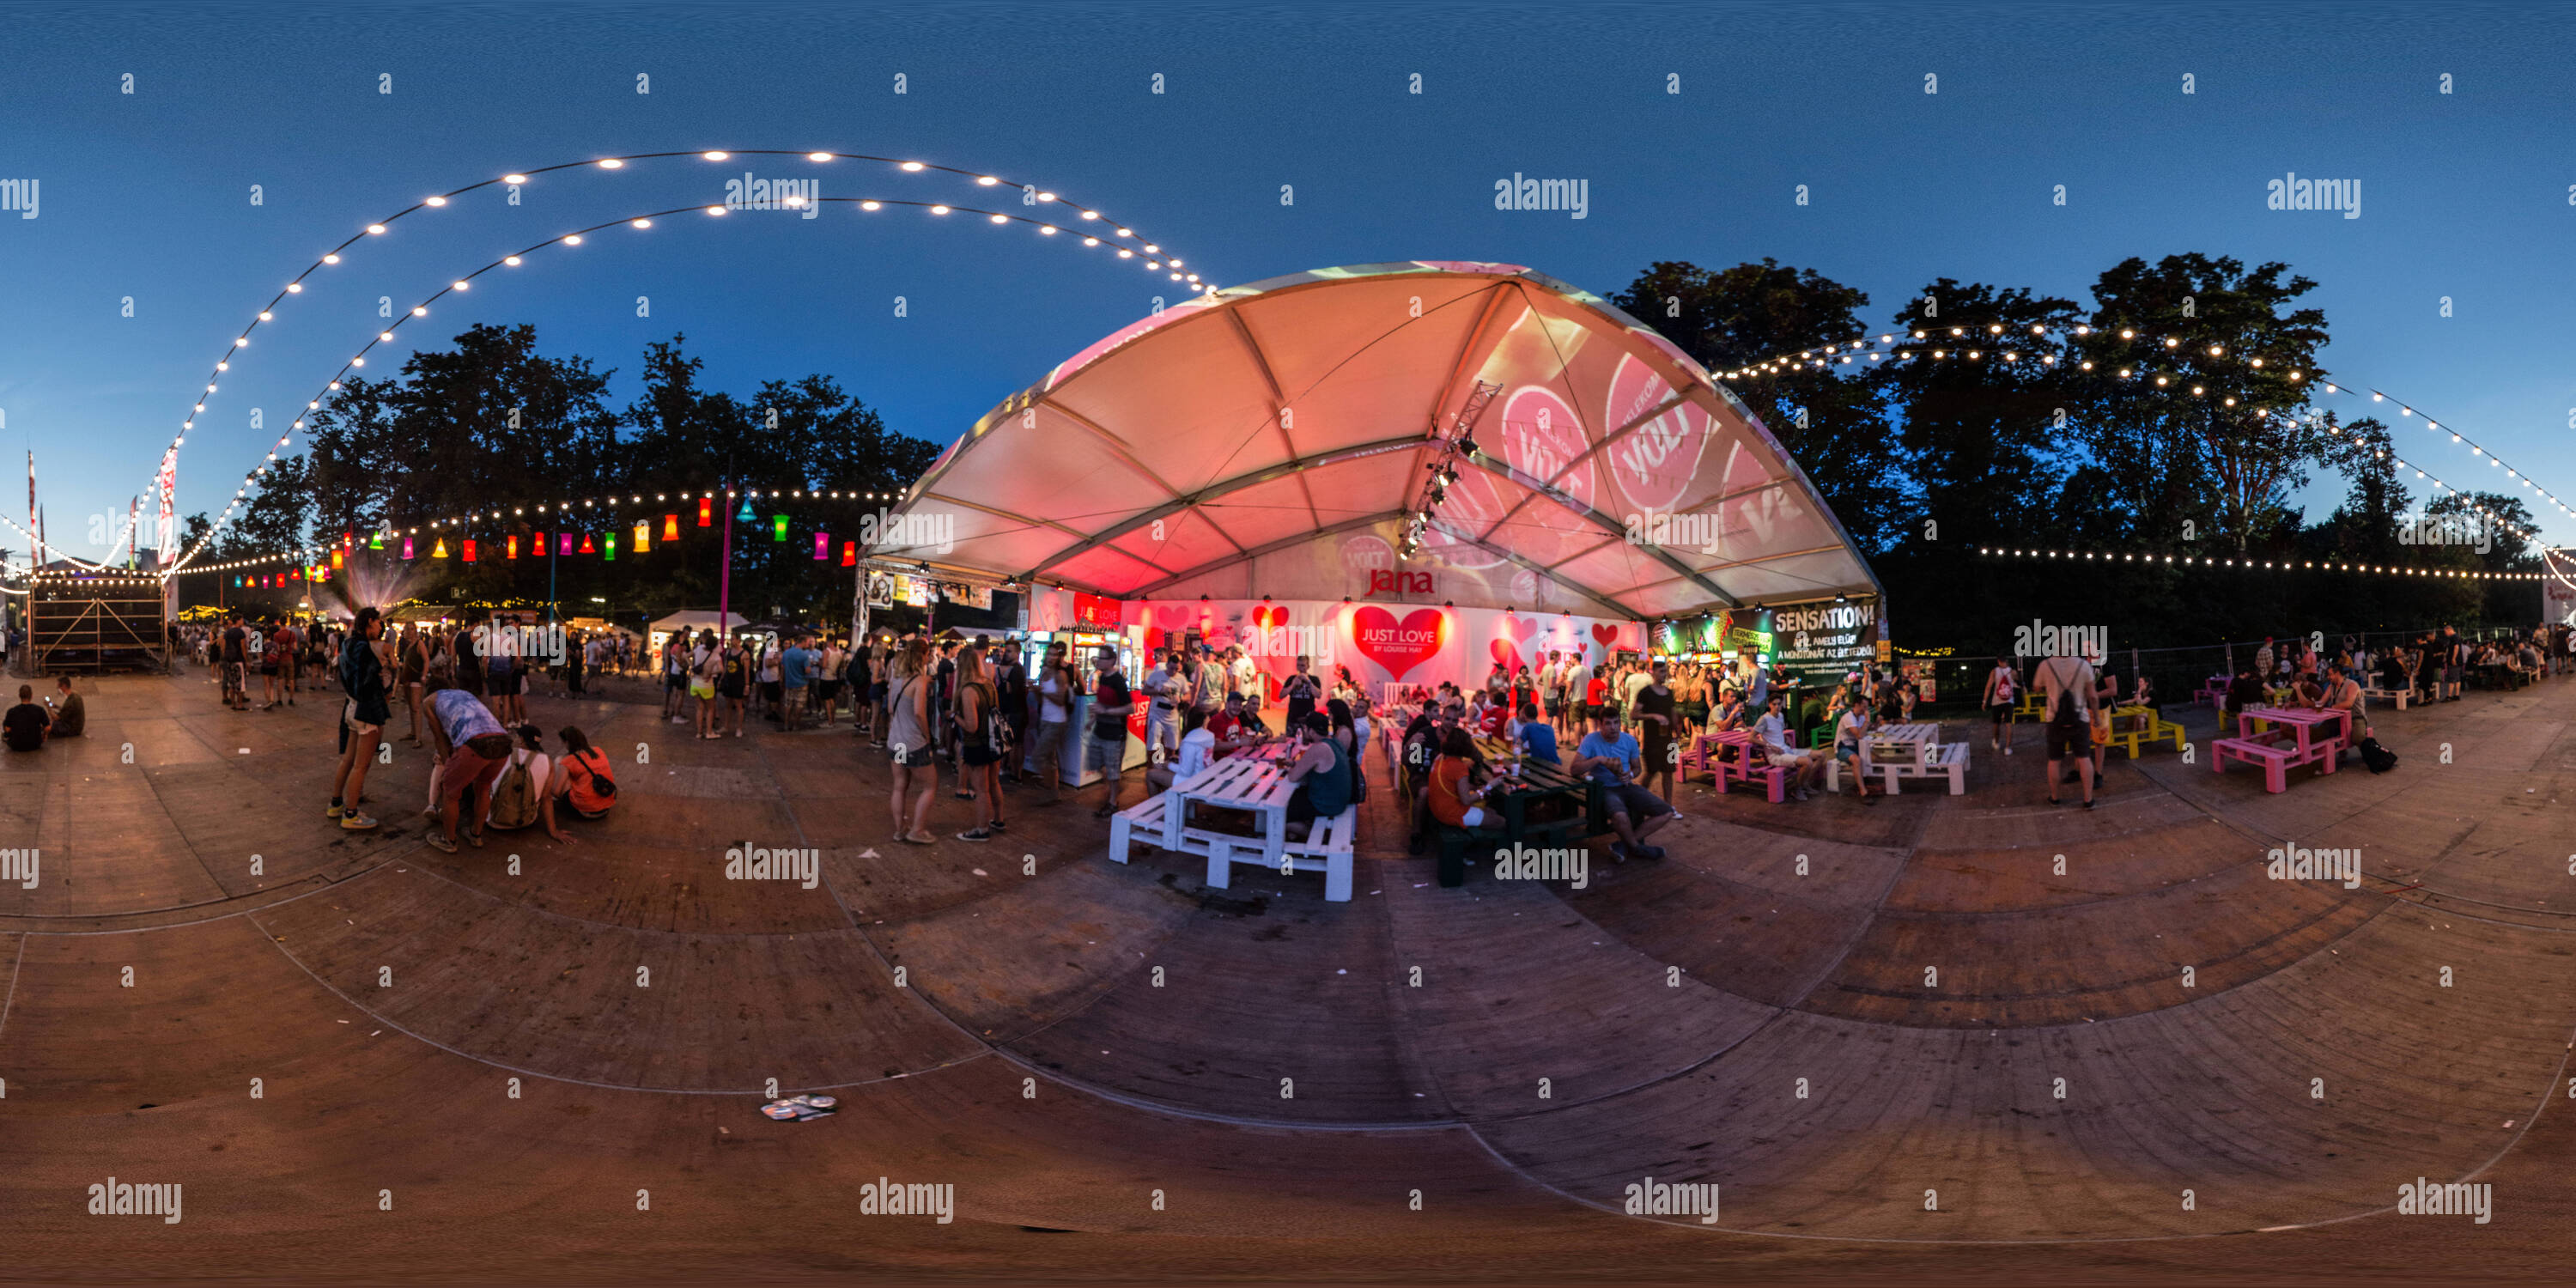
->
xmin=604 ymin=533 xmax=617 ymax=562
xmin=368 ymin=530 xmax=384 ymax=550
xmin=772 ymin=514 xmax=788 ymax=542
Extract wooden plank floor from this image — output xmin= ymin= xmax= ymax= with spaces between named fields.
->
xmin=4 ymin=670 xmax=2576 ymax=1279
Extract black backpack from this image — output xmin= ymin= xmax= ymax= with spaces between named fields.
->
xmin=2358 ymin=737 xmax=2397 ymax=774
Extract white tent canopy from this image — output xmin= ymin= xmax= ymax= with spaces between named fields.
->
xmin=876 ymin=262 xmax=1883 ymax=618
xmin=649 ymin=610 xmax=750 ymax=635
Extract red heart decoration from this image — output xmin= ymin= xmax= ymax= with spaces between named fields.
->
xmin=1251 ymin=605 xmax=1287 ymax=631
xmin=1591 ymin=623 xmax=1620 ymax=645
xmin=1502 ymin=612 xmax=1539 ymax=643
xmin=1352 ymin=607 xmax=1447 ymax=681
xmin=1488 ymin=638 xmax=1518 ymax=667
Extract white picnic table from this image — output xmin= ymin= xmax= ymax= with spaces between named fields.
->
xmin=1864 ymin=722 xmax=1941 ymax=769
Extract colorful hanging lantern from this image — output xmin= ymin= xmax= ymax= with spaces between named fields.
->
xmin=331 ymin=548 xmax=344 ymax=570
xmin=841 ymin=541 xmax=856 ymax=567
xmin=507 ymin=534 xmax=519 ymax=560
xmin=369 ymin=530 xmax=385 ymax=550
xmin=579 ymin=532 xmax=595 ymax=555
xmin=532 ymin=530 xmax=544 ymax=556
xmin=233 ymin=575 xmax=242 ymax=587
xmin=291 ymin=566 xmax=303 ymax=581
xmin=559 ymin=532 xmax=574 ymax=556
xmin=736 ymin=496 xmax=756 ymax=524
xmin=813 ymin=531 xmax=829 ymax=561
xmin=341 ymin=531 xmax=354 ymax=550
xmin=402 ymin=536 xmax=415 ymax=560
xmin=697 ymin=497 xmax=713 ymax=527
xmin=633 ymin=520 xmax=650 ymax=553
xmin=603 ymin=533 xmax=617 ymax=561
xmin=462 ymin=538 xmax=477 ymax=562
xmin=771 ymin=514 xmax=788 ymax=542
xmin=432 ymin=537 xmax=449 ymax=559
xmin=663 ymin=513 xmax=679 ymax=542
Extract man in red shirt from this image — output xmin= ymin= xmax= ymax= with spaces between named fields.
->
xmin=1201 ymin=692 xmax=1261 ymax=759
xmin=1584 ymin=670 xmax=1610 ymax=722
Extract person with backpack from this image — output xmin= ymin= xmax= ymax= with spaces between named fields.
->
xmin=2035 ymin=648 xmax=2098 ymax=809
xmin=483 ymin=725 xmax=570 ymax=842
xmin=1983 ymin=657 xmax=2018 ymax=756
xmin=551 ymin=726 xmax=617 ymax=828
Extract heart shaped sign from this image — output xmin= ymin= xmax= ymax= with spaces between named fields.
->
xmin=1352 ymin=606 xmax=1447 ymax=682
xmin=1591 ymin=623 xmax=1620 ymax=646
xmin=1251 ymin=604 xmax=1287 ymax=632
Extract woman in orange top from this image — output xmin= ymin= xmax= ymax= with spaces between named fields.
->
xmin=1427 ymin=728 xmax=1495 ymax=831
xmin=553 ymin=725 xmax=617 ymax=827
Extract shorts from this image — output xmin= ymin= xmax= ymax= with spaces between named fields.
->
xmin=1088 ymin=732 xmax=1127 ymax=773
xmin=690 ymin=680 xmax=716 ymax=700
xmin=342 ymin=700 xmax=381 ymax=738
xmin=891 ymin=744 xmax=938 ymax=769
xmin=814 ymin=679 xmax=840 ymax=702
xmin=2045 ymin=720 xmax=2093 ymax=760
xmin=720 ymin=680 xmax=746 ymax=700
xmin=762 ymin=680 xmax=783 ymax=706
xmin=1601 ymin=782 xmax=1672 ymax=822
xmin=871 ymin=681 xmax=890 ymax=703
xmin=963 ymin=740 xmax=999 ymax=768
xmin=1990 ymin=703 xmax=2013 ymax=724
xmin=260 ymin=661 xmax=277 ymax=676
xmin=665 ymin=671 xmax=684 ymax=691
xmin=459 ymin=672 xmax=487 ymax=697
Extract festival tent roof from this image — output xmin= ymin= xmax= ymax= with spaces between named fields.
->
xmin=648 ymin=610 xmax=750 ymax=635
xmin=876 ymin=263 xmax=1884 ymax=618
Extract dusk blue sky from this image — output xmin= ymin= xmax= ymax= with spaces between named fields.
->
xmin=5 ymin=2 xmax=2573 ymax=562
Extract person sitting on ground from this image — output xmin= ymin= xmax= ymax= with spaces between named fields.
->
xmin=552 ymin=725 xmax=617 ymax=829
xmin=1571 ymin=708 xmax=1674 ymax=860
xmin=3 ymin=684 xmax=50 ymax=751
xmin=483 ymin=725 xmax=570 ymax=842
xmin=46 ymin=676 xmax=83 ymax=738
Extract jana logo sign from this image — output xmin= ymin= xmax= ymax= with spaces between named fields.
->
xmin=1367 ymin=568 xmax=1434 ymax=597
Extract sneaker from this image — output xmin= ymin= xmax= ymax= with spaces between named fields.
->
xmin=423 ymin=831 xmax=457 ymax=853
xmin=956 ymin=828 xmax=992 ymax=842
xmin=990 ymin=819 xmax=1008 ymax=833
xmin=339 ymin=812 xmax=379 ymax=830
xmin=1643 ymin=844 xmax=1668 ymax=860
xmin=1608 ymin=841 xmax=1633 ymax=863
xmin=465 ymin=830 xmax=486 ymax=849
xmin=325 ymin=802 xmax=344 ymax=819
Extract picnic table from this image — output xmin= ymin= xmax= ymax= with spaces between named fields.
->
xmin=1422 ymin=737 xmax=1601 ymax=887
xmin=2215 ymin=705 xmax=2348 ymax=793
xmin=2196 ymin=673 xmax=2232 ymax=708
xmin=1826 ymin=721 xmax=1968 ymax=795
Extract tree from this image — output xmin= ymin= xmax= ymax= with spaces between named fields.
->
xmin=2073 ymin=254 xmax=2332 ymax=551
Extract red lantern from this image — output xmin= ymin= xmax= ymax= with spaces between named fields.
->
xmin=841 ymin=540 xmax=857 ymax=567
xmin=579 ymin=533 xmax=595 ymax=555
xmin=291 ymin=567 xmax=303 ymax=581
xmin=696 ymin=496 xmax=713 ymax=527
xmin=463 ymin=538 xmax=477 ymax=562
xmin=507 ymin=534 xmax=519 ymax=560
xmin=663 ymin=513 xmax=679 ymax=542
xmin=331 ymin=548 xmax=344 ymax=569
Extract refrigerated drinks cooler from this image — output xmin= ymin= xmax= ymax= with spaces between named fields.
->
xmin=1019 ymin=628 xmax=1145 ymax=787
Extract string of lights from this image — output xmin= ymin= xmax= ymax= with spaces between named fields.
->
xmin=1398 ymin=380 xmax=1498 ymax=561
xmin=1976 ymin=545 xmax=2547 ymax=581
xmin=161 ymin=192 xmax=1210 ymax=575
xmin=1717 ymin=321 xmax=2569 ymax=538
xmin=166 ymin=483 xmax=914 ymax=579
xmin=114 ymin=147 xmax=1209 ymax=568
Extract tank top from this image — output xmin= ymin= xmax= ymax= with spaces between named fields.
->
xmin=887 ymin=675 xmax=930 ymax=751
xmin=1303 ymin=737 xmax=1352 ymax=817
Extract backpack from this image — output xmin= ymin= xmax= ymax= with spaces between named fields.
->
xmin=488 ymin=752 xmax=541 ymax=829
xmin=2358 ymin=737 xmax=2397 ymax=774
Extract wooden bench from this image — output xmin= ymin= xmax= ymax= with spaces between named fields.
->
xmin=2211 ymin=730 xmax=2339 ymax=793
xmin=1716 ymin=750 xmax=1789 ymax=802
xmin=2359 ymin=685 xmax=2409 ymax=711
xmin=1204 ymin=804 xmax=1357 ymax=902
xmin=2100 ymin=714 xmax=2187 ymax=758
xmin=1107 ymin=792 xmax=1177 ymax=865
xmin=1879 ymin=742 xmax=1968 ymax=795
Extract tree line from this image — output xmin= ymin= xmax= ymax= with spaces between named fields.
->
xmin=1611 ymin=253 xmax=2543 ymax=651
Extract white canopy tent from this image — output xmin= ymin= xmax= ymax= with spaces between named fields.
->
xmin=871 ymin=262 xmax=1884 ymax=618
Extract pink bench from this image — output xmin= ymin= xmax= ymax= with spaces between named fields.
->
xmin=2211 ymin=728 xmax=2340 ymax=793
xmin=1714 ymin=744 xmax=1789 ymax=803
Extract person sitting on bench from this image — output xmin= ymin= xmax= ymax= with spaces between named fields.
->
xmin=1571 ymin=708 xmax=1674 ymax=860
xmin=1753 ymin=692 xmax=1825 ymax=801
xmin=1279 ymin=712 xmax=1351 ymax=841
xmin=1425 ymin=726 xmax=1501 ymax=841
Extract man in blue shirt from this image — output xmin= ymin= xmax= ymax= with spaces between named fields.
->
xmin=781 ymin=633 xmax=817 ymax=731
xmin=1570 ymin=708 xmax=1673 ymax=861
xmin=1515 ymin=702 xmax=1560 ymax=766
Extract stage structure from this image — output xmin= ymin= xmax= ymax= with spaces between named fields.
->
xmin=26 ymin=568 xmax=170 ymax=674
